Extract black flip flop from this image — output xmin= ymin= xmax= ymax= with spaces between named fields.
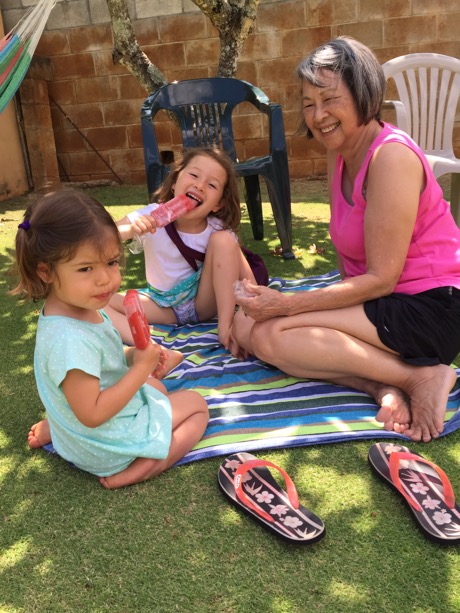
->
xmin=218 ymin=452 xmax=325 ymax=544
xmin=368 ymin=442 xmax=460 ymax=545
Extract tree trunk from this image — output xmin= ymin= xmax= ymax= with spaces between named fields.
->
xmin=105 ymin=0 xmax=260 ymax=91
xmin=106 ymin=0 xmax=168 ymax=94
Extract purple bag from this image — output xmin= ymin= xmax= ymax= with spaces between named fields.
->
xmin=165 ymin=224 xmax=269 ymax=286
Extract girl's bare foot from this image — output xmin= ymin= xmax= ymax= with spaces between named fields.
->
xmin=403 ymin=364 xmax=456 ymax=443
xmin=152 ymin=348 xmax=183 ymax=379
xmin=28 ymin=419 xmax=51 ymax=448
xmin=99 ymin=457 xmax=161 ymax=489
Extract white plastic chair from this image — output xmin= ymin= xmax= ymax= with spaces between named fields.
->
xmin=382 ymin=53 xmax=460 ymax=225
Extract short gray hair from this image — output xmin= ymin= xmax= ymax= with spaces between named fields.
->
xmin=296 ymin=36 xmax=386 ymax=138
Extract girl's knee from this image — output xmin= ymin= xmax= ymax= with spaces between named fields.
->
xmin=207 ymin=230 xmax=238 ymax=252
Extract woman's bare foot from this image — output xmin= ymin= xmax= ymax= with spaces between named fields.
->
xmin=152 ymin=348 xmax=183 ymax=379
xmin=403 ymin=364 xmax=456 ymax=443
xmin=330 ymin=375 xmax=411 ymax=433
xmin=28 ymin=419 xmax=51 ymax=448
xmin=373 ymin=384 xmax=411 ymax=433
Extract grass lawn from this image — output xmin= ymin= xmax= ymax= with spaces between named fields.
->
xmin=1 ymin=179 xmax=459 ymax=613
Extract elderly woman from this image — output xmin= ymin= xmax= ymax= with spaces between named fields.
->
xmin=232 ymin=36 xmax=460 ymax=443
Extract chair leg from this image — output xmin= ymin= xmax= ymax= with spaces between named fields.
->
xmin=243 ymin=175 xmax=264 ymax=241
xmin=265 ymin=153 xmax=294 ymax=260
xmin=450 ymin=173 xmax=460 ymax=227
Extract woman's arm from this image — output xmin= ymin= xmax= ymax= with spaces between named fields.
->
xmin=61 ymin=341 xmax=163 ymax=428
xmin=237 ymin=143 xmax=424 ymax=321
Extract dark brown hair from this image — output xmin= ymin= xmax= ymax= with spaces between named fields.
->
xmin=11 ymin=189 xmax=121 ymax=300
xmin=296 ymin=36 xmax=386 ymax=138
xmin=154 ymin=147 xmax=241 ymax=233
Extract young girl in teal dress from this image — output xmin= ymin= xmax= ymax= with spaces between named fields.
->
xmin=13 ymin=189 xmax=208 ymax=489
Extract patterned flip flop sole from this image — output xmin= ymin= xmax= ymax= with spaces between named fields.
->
xmin=368 ymin=442 xmax=460 ymax=544
xmin=218 ymin=452 xmax=325 ymax=544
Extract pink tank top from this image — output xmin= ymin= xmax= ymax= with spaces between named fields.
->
xmin=329 ymin=122 xmax=460 ymax=293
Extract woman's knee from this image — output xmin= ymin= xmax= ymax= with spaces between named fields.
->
xmin=250 ymin=320 xmax=281 ymax=361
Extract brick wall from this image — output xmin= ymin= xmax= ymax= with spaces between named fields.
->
xmin=3 ymin=0 xmax=460 ymax=187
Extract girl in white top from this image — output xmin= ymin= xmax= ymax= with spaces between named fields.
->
xmin=105 ymin=148 xmax=255 ymax=356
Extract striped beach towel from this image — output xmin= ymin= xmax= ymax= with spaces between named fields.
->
xmin=43 ymin=271 xmax=460 ymax=466
xmin=154 ymin=271 xmax=460 ymax=465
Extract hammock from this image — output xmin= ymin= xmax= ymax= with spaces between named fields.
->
xmin=0 ymin=0 xmax=55 ymax=113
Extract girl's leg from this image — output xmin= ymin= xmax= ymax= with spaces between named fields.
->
xmin=105 ymin=292 xmax=177 ymax=344
xmin=105 ymin=294 xmax=182 ymax=375
xmin=244 ymin=305 xmax=456 ymax=442
xmin=195 ymin=232 xmax=244 ymax=348
xmin=100 ymin=390 xmax=208 ymax=489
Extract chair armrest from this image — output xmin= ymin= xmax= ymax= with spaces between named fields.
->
xmin=267 ymin=103 xmax=288 ymax=152
xmin=382 ymin=100 xmax=409 ymax=133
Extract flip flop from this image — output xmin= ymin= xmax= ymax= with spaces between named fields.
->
xmin=368 ymin=442 xmax=460 ymax=545
xmin=218 ymin=452 xmax=325 ymax=544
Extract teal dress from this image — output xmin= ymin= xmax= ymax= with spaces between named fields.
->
xmin=34 ymin=311 xmax=172 ymax=476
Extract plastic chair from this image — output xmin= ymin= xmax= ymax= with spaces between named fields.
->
xmin=141 ymin=78 xmax=294 ymax=259
xmin=382 ymin=53 xmax=460 ymax=225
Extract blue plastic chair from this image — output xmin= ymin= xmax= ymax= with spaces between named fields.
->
xmin=141 ymin=77 xmax=294 ymax=259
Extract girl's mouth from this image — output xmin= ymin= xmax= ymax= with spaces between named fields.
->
xmin=185 ymin=192 xmax=203 ymax=206
xmin=94 ymin=292 xmax=111 ymax=302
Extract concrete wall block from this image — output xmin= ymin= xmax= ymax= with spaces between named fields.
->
xmin=69 ymin=24 xmax=113 ymax=53
xmin=84 ymin=126 xmax=129 ymax=150
xmin=52 ymin=52 xmax=96 ymax=80
xmin=158 ymin=12 xmax=208 ymax=43
xmin=88 ymin=0 xmax=110 ymax=25
xmin=46 ymin=1 xmax=91 ymax=31
xmin=36 ymin=31 xmax=70 ymax=57
xmin=241 ymin=31 xmax=282 ymax=62
xmin=182 ymin=0 xmax=201 ymax=14
xmin=136 ymin=0 xmax=183 ymax=20
xmin=94 ymin=50 xmax=129 ymax=77
xmin=332 ymin=20 xmax=383 ymax=49
xmin=185 ymin=39 xmax=220 ymax=67
xmin=332 ymin=0 xmax=358 ymax=25
xmin=413 ymin=0 xmax=459 ymax=15
xmin=257 ymin=1 xmax=307 ymax=32
xmin=60 ymin=102 xmax=104 ymax=129
xmin=47 ymin=80 xmax=77 ymax=105
xmin=383 ymin=0 xmax=411 ymax=18
xmin=438 ymin=12 xmax=460 ymax=42
xmin=384 ymin=16 xmax=437 ymax=46
xmin=75 ymin=75 xmax=119 ymax=104
xmin=306 ymin=0 xmax=333 ymax=28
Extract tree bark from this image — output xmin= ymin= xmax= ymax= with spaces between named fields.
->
xmin=106 ymin=0 xmax=168 ymax=93
xmin=105 ymin=0 xmax=260 ymax=92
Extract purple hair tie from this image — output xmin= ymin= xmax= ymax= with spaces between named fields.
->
xmin=18 ymin=219 xmax=31 ymax=231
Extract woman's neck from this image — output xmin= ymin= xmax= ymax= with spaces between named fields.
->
xmin=341 ymin=120 xmax=383 ymax=184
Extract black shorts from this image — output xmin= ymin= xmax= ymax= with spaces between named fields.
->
xmin=363 ymin=286 xmax=460 ymax=366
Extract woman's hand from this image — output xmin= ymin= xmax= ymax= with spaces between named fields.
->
xmin=235 ymin=280 xmax=287 ymax=322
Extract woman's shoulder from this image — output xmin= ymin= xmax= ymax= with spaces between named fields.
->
xmin=376 ymin=122 xmax=420 ymax=152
